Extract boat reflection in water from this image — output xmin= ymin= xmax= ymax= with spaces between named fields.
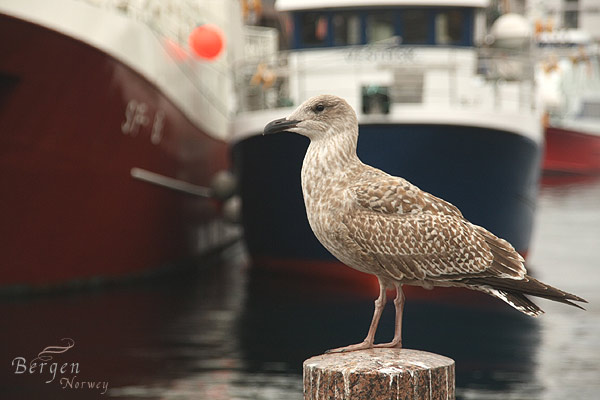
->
xmin=2 ymin=243 xmax=540 ymax=400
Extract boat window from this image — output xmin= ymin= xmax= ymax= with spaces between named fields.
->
xmin=293 ymin=8 xmax=472 ymax=49
xmin=579 ymin=101 xmax=600 ymax=119
xmin=367 ymin=13 xmax=395 ymax=43
xmin=402 ymin=10 xmax=428 ymax=44
xmin=564 ymin=0 xmax=579 ymax=29
xmin=333 ymin=13 xmax=362 ymax=46
xmin=282 ymin=13 xmax=294 ymax=49
xmin=301 ymin=13 xmax=329 ymax=46
xmin=435 ymin=10 xmax=463 ymax=44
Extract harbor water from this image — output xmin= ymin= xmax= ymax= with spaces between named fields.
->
xmin=1 ymin=176 xmax=599 ymax=399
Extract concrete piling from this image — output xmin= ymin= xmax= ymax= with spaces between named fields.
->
xmin=303 ymin=348 xmax=455 ymax=400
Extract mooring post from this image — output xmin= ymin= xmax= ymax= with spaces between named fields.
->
xmin=303 ymin=349 xmax=455 ymax=400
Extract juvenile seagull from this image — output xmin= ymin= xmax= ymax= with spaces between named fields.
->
xmin=264 ymin=94 xmax=587 ymax=353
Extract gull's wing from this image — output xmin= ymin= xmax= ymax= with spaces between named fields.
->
xmin=343 ymin=171 xmax=526 ymax=281
xmin=341 ymin=210 xmax=493 ymax=281
xmin=350 ymin=172 xmax=464 ymax=218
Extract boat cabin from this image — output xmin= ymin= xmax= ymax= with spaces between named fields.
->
xmin=235 ymin=0 xmax=538 ymax=131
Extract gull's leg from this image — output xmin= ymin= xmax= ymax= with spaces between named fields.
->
xmin=326 ymin=278 xmax=387 ymax=353
xmin=373 ymin=283 xmax=404 ymax=349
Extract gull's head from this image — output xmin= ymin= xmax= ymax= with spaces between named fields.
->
xmin=264 ymin=95 xmax=358 ymax=141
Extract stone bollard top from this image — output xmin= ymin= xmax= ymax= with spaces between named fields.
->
xmin=303 ymin=348 xmax=455 ymax=400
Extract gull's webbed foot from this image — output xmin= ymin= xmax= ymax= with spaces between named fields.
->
xmin=373 ymin=338 xmax=402 ymax=349
xmin=325 ymin=340 xmax=373 ymax=354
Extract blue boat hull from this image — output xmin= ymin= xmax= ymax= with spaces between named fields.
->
xmin=232 ymin=124 xmax=542 ymax=264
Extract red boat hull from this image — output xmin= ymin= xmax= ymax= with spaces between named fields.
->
xmin=0 ymin=14 xmax=231 ymax=289
xmin=543 ymin=126 xmax=600 ymax=174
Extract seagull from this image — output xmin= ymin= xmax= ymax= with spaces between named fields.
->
xmin=264 ymin=94 xmax=587 ymax=353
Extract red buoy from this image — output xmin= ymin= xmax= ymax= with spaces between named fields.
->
xmin=189 ymin=24 xmax=225 ymax=60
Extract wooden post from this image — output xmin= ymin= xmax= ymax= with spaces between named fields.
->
xmin=303 ymin=349 xmax=455 ymax=400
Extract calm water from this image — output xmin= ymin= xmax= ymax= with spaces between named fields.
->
xmin=1 ymin=176 xmax=599 ymax=400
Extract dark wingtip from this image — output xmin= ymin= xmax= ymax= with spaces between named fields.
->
xmin=558 ymin=290 xmax=587 ymax=305
xmin=572 ymin=295 xmax=588 ymax=304
xmin=564 ymin=299 xmax=587 ymax=311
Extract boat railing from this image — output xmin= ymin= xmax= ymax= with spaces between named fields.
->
xmin=537 ymin=46 xmax=600 ymax=121
xmin=77 ymin=0 xmax=212 ymax=45
xmin=234 ymin=44 xmax=538 ymax=117
xmin=477 ymin=47 xmax=535 ymax=82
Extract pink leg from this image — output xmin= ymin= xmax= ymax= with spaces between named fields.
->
xmin=373 ymin=283 xmax=404 ymax=349
xmin=326 ymin=278 xmax=387 ymax=353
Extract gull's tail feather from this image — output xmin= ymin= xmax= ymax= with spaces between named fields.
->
xmin=466 ymin=275 xmax=587 ymax=316
xmin=485 ymin=288 xmax=544 ymax=317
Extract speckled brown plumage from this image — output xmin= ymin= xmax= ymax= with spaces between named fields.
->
xmin=264 ymin=94 xmax=587 ymax=353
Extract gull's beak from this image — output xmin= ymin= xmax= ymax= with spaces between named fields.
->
xmin=263 ymin=118 xmax=300 ymax=135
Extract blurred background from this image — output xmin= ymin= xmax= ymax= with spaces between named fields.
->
xmin=1 ymin=0 xmax=599 ymax=399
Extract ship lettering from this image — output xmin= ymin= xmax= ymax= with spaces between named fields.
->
xmin=122 ymin=100 xmax=150 ymax=136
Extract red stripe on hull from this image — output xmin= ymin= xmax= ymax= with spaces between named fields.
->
xmin=252 ymin=255 xmax=528 ymax=309
xmin=543 ymin=126 xmax=600 ymax=174
xmin=0 ymin=15 xmax=229 ymax=288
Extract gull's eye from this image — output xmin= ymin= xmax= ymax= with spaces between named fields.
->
xmin=314 ymin=104 xmax=325 ymax=113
